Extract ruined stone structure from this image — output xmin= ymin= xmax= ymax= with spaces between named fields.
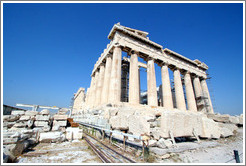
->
xmin=85 ymin=23 xmax=214 ymax=114
xmin=73 ymin=87 xmax=86 ymax=113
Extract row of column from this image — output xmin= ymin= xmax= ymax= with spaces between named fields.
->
xmin=87 ymin=45 xmax=122 ymax=107
xmin=127 ymin=51 xmax=213 ymax=113
xmin=86 ymin=45 xmax=214 ymax=114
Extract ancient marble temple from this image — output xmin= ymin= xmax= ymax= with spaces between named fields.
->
xmin=85 ymin=23 xmax=214 ymax=114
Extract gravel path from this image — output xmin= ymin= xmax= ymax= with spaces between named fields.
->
xmin=17 ymin=140 xmax=101 ymax=163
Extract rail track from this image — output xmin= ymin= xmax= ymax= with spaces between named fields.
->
xmin=84 ymin=133 xmax=137 ymax=163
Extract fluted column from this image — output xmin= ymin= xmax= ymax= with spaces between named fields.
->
xmin=129 ymin=51 xmax=140 ymax=105
xmin=161 ymin=63 xmax=174 ymax=110
xmin=85 ymin=88 xmax=90 ymax=104
xmin=201 ymin=78 xmax=214 ymax=113
xmin=88 ymin=75 xmax=95 ymax=106
xmin=92 ymin=71 xmax=99 ymax=107
xmin=147 ymin=58 xmax=158 ymax=106
xmin=101 ymin=55 xmax=112 ymax=104
xmin=184 ymin=72 xmax=197 ymax=111
xmin=108 ymin=44 xmax=122 ymax=104
xmin=193 ymin=76 xmax=203 ymax=99
xmin=173 ymin=68 xmax=186 ymax=110
xmin=95 ymin=65 xmax=105 ymax=106
xmin=193 ymin=76 xmax=205 ymax=112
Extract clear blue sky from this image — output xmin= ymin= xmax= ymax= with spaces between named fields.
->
xmin=3 ymin=3 xmax=243 ymax=115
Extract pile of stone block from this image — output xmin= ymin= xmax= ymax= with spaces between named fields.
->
xmin=3 ymin=109 xmax=76 ymax=163
xmin=3 ymin=110 xmax=40 ymax=162
xmin=206 ymin=113 xmax=243 ymax=138
xmin=207 ymin=113 xmax=243 ymax=126
xmin=73 ymin=104 xmax=244 ymax=152
xmin=52 ymin=114 xmax=68 ymax=132
xmin=33 ymin=109 xmax=51 ymax=132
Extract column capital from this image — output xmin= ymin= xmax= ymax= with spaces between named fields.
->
xmin=129 ymin=50 xmax=139 ymax=55
xmin=182 ymin=70 xmax=192 ymax=76
xmin=144 ymin=56 xmax=155 ymax=62
xmin=106 ymin=53 xmax=113 ymax=58
xmin=200 ymin=76 xmax=207 ymax=81
xmin=113 ymin=43 xmax=121 ymax=49
xmin=173 ymin=66 xmax=181 ymax=71
xmin=156 ymin=61 xmax=169 ymax=67
xmin=99 ymin=62 xmax=105 ymax=67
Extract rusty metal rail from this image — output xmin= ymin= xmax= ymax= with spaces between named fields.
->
xmin=84 ymin=132 xmax=136 ymax=163
xmin=84 ymin=136 xmax=111 ymax=163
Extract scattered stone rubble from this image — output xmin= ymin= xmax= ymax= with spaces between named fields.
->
xmin=3 ymin=109 xmax=83 ymax=163
xmin=72 ymin=104 xmax=243 ymax=153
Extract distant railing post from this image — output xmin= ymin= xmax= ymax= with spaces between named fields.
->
xmin=234 ymin=150 xmax=240 ymax=163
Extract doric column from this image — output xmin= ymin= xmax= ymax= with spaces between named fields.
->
xmin=161 ymin=63 xmax=174 ymax=110
xmin=147 ymin=58 xmax=158 ymax=106
xmin=108 ymin=44 xmax=122 ymax=104
xmin=92 ymin=71 xmax=99 ymax=107
xmin=193 ymin=76 xmax=203 ymax=99
xmin=201 ymin=78 xmax=214 ymax=113
xmin=129 ymin=51 xmax=140 ymax=105
xmin=193 ymin=76 xmax=205 ymax=112
xmin=184 ymin=72 xmax=197 ymax=111
xmin=101 ymin=55 xmax=112 ymax=104
xmin=85 ymin=88 xmax=90 ymax=104
xmin=87 ymin=75 xmax=95 ymax=106
xmin=173 ymin=68 xmax=186 ymax=110
xmin=95 ymin=65 xmax=105 ymax=106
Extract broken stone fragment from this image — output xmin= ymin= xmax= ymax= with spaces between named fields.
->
xmin=3 ymin=115 xmax=20 ymax=122
xmin=40 ymin=109 xmax=50 ymax=115
xmin=19 ymin=115 xmax=31 ymax=121
xmin=39 ymin=131 xmax=66 ymax=143
xmin=150 ymin=127 xmax=161 ymax=140
xmin=218 ymin=122 xmax=237 ymax=137
xmin=35 ymin=115 xmax=50 ymax=121
xmin=11 ymin=110 xmax=25 ymax=116
xmin=3 ymin=137 xmax=19 ymax=145
xmin=156 ymin=138 xmax=172 ymax=149
xmin=13 ymin=121 xmax=27 ymax=128
xmin=4 ymin=140 xmax=29 ymax=157
xmin=128 ymin=115 xmax=150 ymax=136
xmin=53 ymin=114 xmax=68 ymax=120
xmin=52 ymin=125 xmax=60 ymax=131
xmin=228 ymin=116 xmax=240 ymax=124
xmin=3 ymin=122 xmax=15 ymax=128
xmin=34 ymin=121 xmax=49 ymax=127
xmin=3 ymin=147 xmax=16 ymax=162
xmin=239 ymin=114 xmax=243 ymax=125
xmin=207 ymin=113 xmax=230 ymax=123
xmin=148 ymin=139 xmax=157 ymax=147
xmin=53 ymin=120 xmax=67 ymax=127
xmin=27 ymin=119 xmax=34 ymax=128
xmin=109 ymin=115 xmax=129 ymax=130
xmin=65 ymin=127 xmax=83 ymax=140
xmin=25 ymin=111 xmax=39 ymax=116
xmin=200 ymin=117 xmax=220 ymax=139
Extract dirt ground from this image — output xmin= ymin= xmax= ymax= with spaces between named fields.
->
xmin=154 ymin=127 xmax=244 ymax=163
xmin=17 ymin=128 xmax=244 ymax=164
xmin=17 ymin=140 xmax=101 ymax=163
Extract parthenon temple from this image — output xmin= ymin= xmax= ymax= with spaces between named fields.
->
xmin=84 ymin=23 xmax=214 ymax=114
xmin=71 ymin=23 xmax=243 ymax=141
